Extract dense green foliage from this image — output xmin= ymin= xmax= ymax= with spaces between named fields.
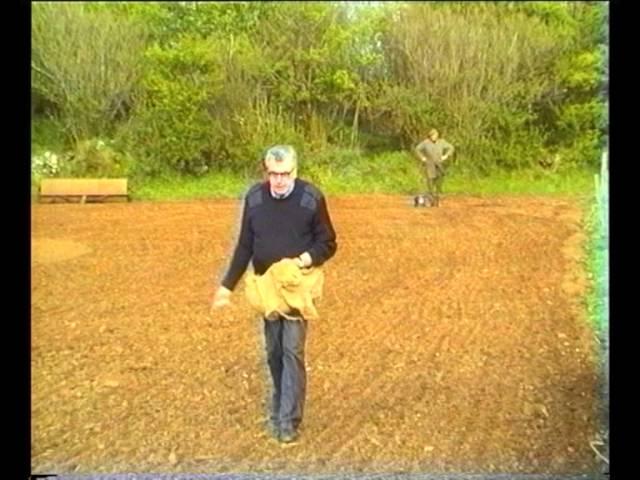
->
xmin=32 ymin=1 xmax=607 ymax=185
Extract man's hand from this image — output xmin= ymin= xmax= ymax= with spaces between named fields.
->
xmin=295 ymin=252 xmax=313 ymax=268
xmin=211 ymin=286 xmax=232 ymax=312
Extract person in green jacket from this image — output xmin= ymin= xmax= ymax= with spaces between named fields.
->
xmin=415 ymin=129 xmax=455 ymax=206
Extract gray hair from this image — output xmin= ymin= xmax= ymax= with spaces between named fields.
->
xmin=264 ymin=145 xmax=298 ymax=167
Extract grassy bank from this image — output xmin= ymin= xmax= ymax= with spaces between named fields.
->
xmin=115 ymin=149 xmax=596 ymax=201
xmin=31 ymin=144 xmax=596 ymax=201
xmin=126 ymin=167 xmax=595 ymax=202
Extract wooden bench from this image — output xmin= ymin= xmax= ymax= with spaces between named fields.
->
xmin=39 ymin=178 xmax=130 ymax=203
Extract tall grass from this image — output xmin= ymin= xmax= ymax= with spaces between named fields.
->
xmin=129 ymin=170 xmax=255 ymax=201
xmin=123 ymin=150 xmax=595 ymax=201
xmin=583 ymin=152 xmax=609 ymax=462
xmin=304 ymin=150 xmax=595 ymax=197
xmin=31 ymin=117 xmax=67 ymax=156
xmin=30 ymin=125 xmax=596 ymax=202
xmin=584 ymin=153 xmax=608 ymax=333
xmin=443 ymin=167 xmax=595 ymax=196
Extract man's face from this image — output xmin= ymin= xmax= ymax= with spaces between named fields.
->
xmin=429 ymin=132 xmax=439 ymax=142
xmin=265 ymin=158 xmax=296 ymax=195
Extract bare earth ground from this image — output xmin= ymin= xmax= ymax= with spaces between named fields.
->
xmin=31 ymin=194 xmax=601 ymax=475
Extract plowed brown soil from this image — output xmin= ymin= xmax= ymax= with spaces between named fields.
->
xmin=31 ymin=194 xmax=601 ymax=475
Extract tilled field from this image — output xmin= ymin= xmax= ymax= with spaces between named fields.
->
xmin=31 ymin=194 xmax=601 ymax=475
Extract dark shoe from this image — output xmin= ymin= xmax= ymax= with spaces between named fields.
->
xmin=279 ymin=426 xmax=299 ymax=443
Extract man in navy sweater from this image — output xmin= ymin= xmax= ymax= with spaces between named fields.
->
xmin=211 ymin=145 xmax=337 ymax=443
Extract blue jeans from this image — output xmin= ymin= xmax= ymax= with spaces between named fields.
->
xmin=264 ymin=316 xmax=308 ymax=430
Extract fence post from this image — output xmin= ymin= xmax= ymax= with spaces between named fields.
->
xmin=601 ymin=151 xmax=608 ymax=235
xmin=598 ymin=149 xmax=609 ymax=474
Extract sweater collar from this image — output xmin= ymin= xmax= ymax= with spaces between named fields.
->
xmin=270 ymin=179 xmax=296 ymax=200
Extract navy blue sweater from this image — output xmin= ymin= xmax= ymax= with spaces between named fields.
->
xmin=221 ymin=179 xmax=337 ymax=291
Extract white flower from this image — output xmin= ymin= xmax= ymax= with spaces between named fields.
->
xmin=32 ymin=150 xmax=62 ymax=175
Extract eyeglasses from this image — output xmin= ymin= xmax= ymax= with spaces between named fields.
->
xmin=267 ymin=170 xmax=294 ymax=179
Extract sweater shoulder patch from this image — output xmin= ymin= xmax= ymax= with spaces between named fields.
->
xmin=303 ymin=183 xmax=322 ymax=200
xmin=300 ymin=192 xmax=317 ymax=211
xmin=301 ymin=183 xmax=322 ymax=211
xmin=247 ymin=184 xmax=264 ymax=209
